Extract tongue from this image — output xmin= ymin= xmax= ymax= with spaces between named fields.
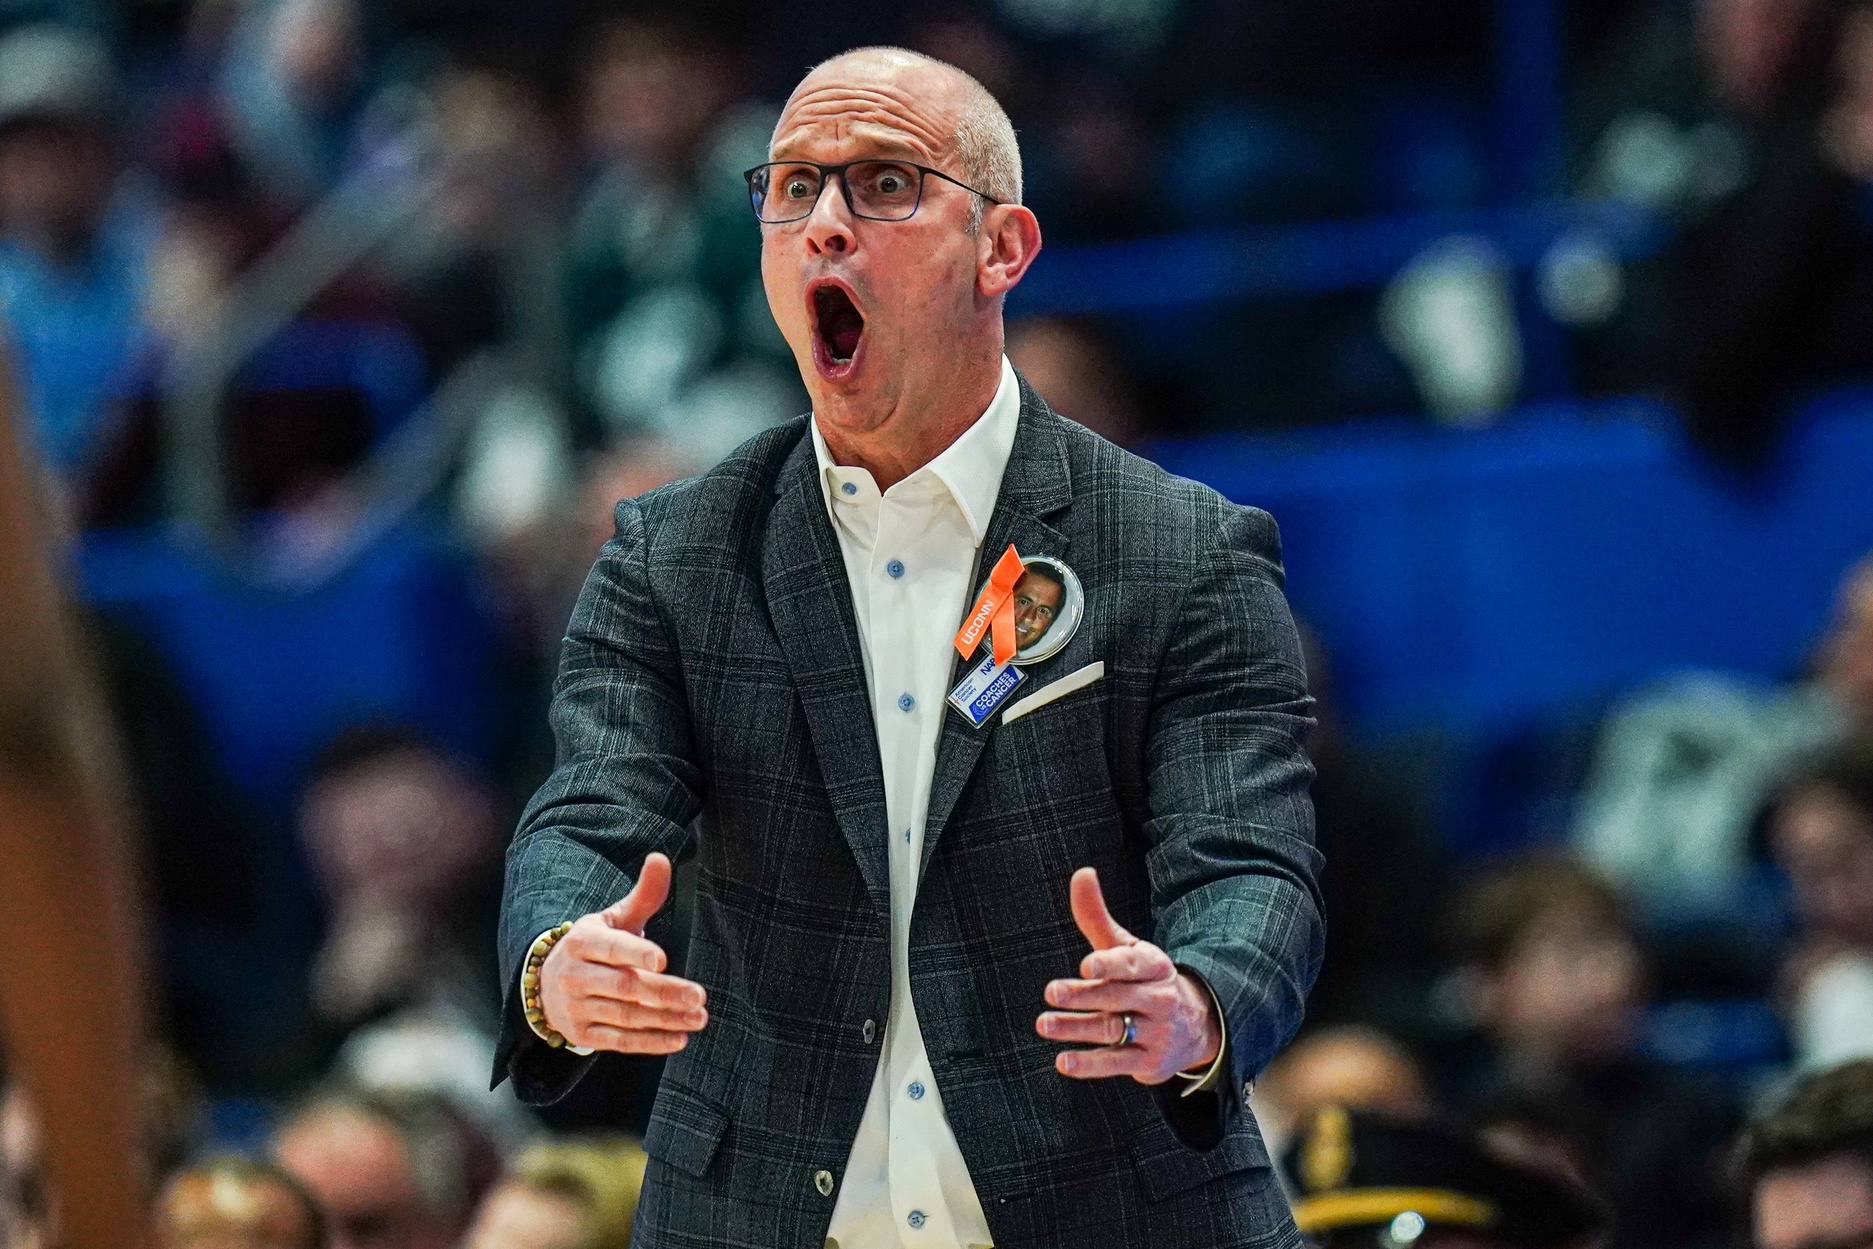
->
xmin=827 ymin=315 xmax=862 ymax=360
xmin=817 ymin=290 xmax=864 ymax=361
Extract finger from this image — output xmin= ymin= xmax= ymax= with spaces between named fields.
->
xmin=601 ymin=852 xmax=673 ymax=933
xmin=1036 ymin=1010 xmax=1130 ymax=1046
xmin=1045 ymin=978 xmax=1172 ymax=1015
xmin=1069 ymin=867 xmax=1134 ymax=951
xmin=569 ymin=1024 xmax=691 ymax=1055
xmin=575 ymin=926 xmax=668 ymax=974
xmin=572 ymin=964 xmax=704 ymax=1011
xmin=1056 ymin=1045 xmax=1160 ymax=1081
xmin=1078 ymin=943 xmax=1174 ymax=984
xmin=583 ymin=996 xmax=708 ymax=1033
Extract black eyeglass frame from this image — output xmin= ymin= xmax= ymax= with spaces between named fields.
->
xmin=742 ymin=159 xmax=1003 ymax=224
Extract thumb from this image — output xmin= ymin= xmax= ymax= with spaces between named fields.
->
xmin=1069 ymin=866 xmax=1133 ymax=951
xmin=601 ymin=852 xmax=673 ymax=933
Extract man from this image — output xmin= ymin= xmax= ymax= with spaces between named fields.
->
xmin=497 ymin=46 xmax=1321 ymax=1247
xmin=1252 ymin=1026 xmax=1433 ymax=1159
xmin=1736 ymin=1059 xmax=1873 ymax=1249
xmin=1009 ymin=563 xmax=1064 ymax=653
xmin=156 ymin=1157 xmax=327 ymax=1249
xmin=1770 ymin=739 xmax=1873 ymax=1069
xmin=1279 ymin=1106 xmax=1605 ymax=1248
xmin=273 ymin=1089 xmax=483 ymax=1249
xmin=1448 ymin=857 xmax=1738 ymax=1249
xmin=461 ymin=1137 xmax=647 ymax=1249
xmin=0 ymin=24 xmax=146 ymax=476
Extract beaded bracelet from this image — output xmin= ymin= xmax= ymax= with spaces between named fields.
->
xmin=521 ymin=921 xmax=578 ymax=1050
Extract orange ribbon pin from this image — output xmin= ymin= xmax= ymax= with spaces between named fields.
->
xmin=954 ymin=544 xmax=1026 ymax=666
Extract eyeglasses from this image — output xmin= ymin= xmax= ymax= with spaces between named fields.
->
xmin=743 ymin=160 xmax=1002 ymax=224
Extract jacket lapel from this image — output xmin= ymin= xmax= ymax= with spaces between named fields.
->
xmin=762 ymin=429 xmax=893 ymax=918
xmin=920 ymin=378 xmax=1074 ymax=877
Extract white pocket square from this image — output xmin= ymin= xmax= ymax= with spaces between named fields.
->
xmin=1001 ymin=661 xmax=1105 ymax=726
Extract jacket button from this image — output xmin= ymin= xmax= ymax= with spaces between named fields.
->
xmin=814 ymin=1169 xmax=835 ymax=1197
xmin=1243 ymin=1080 xmax=1255 ymax=1103
xmin=862 ymin=1018 xmax=876 ymax=1044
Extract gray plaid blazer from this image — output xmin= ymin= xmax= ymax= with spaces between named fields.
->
xmin=497 ymin=379 xmax=1323 ymax=1248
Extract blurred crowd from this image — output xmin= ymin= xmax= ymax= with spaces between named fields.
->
xmin=5 ymin=0 xmax=1873 ymax=1246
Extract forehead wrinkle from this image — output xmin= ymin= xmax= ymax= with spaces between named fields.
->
xmin=773 ymin=80 xmax=961 ymax=163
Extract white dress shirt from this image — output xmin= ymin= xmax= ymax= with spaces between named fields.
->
xmin=814 ymin=356 xmax=1022 ymax=1249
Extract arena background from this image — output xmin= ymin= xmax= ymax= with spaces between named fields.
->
xmin=2 ymin=0 xmax=1873 ymax=1245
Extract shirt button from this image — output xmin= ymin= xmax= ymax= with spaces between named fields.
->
xmin=907 ymin=1080 xmax=925 ymax=1100
xmin=840 ymin=481 xmax=857 ymax=496
xmin=907 ymin=1210 xmax=927 ymax=1230
xmin=861 ymin=1018 xmax=876 ymax=1043
xmin=897 ymin=693 xmax=915 ymax=712
xmin=886 ymin=559 xmax=905 ymax=578
xmin=815 ymin=1169 xmax=835 ymax=1197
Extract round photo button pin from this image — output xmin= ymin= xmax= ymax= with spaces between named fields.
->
xmin=985 ymin=554 xmax=1082 ymax=666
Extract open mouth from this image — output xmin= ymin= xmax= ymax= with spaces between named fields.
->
xmin=811 ymin=283 xmax=866 ymax=374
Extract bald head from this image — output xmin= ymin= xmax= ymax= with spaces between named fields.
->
xmin=781 ymin=47 xmax=1021 ymax=212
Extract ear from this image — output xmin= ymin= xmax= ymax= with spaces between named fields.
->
xmin=977 ymin=203 xmax=1042 ymax=300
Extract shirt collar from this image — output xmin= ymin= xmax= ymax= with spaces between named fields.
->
xmin=811 ymin=355 xmax=1021 ymax=545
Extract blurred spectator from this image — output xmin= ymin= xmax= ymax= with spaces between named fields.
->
xmin=1575 ymin=0 xmax=1831 ymax=218
xmin=383 ymin=65 xmax=566 ymax=378
xmin=1666 ymin=0 xmax=1873 ymax=461
xmin=1302 ymin=625 xmax=1450 ymax=1028
xmin=299 ymin=725 xmax=500 ymax=1035
xmin=273 ymin=1087 xmax=496 ymax=1249
xmin=156 ymin=1156 xmax=325 ymax=1249
xmin=485 ymin=436 xmax=703 ymax=672
xmin=218 ymin=0 xmax=379 ymax=206
xmin=1574 ymin=551 xmax=1873 ymax=899
xmin=562 ymin=15 xmax=798 ymax=463
xmin=1821 ymin=554 xmax=1873 ymax=725
xmin=1006 ymin=315 xmax=1145 ymax=446
xmin=1253 ymin=1026 xmax=1434 ymax=1159
xmin=1445 ymin=856 xmax=1738 ymax=1249
xmin=297 ymin=724 xmax=536 ymax=1143
xmin=1025 ymin=77 xmax=1162 ymax=242
xmin=1736 ymin=1058 xmax=1873 ymax=1249
xmin=1565 ymin=0 xmax=1836 ymax=396
xmin=83 ymin=606 xmax=276 ymax=1088
xmin=0 ymin=23 xmax=151 ymax=476
xmin=1768 ymin=738 xmax=1873 ymax=1069
xmin=1279 ymin=1105 xmax=1606 ymax=1249
xmin=460 ymin=1137 xmax=647 ymax=1249
xmin=0 ymin=1081 xmax=50 ymax=1249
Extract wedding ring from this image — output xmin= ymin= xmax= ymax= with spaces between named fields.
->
xmin=1113 ymin=1012 xmax=1137 ymax=1048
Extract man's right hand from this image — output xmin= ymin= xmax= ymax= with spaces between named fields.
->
xmin=537 ymin=852 xmax=708 ymax=1053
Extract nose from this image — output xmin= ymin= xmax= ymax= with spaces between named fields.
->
xmin=803 ymin=174 xmax=856 ymax=256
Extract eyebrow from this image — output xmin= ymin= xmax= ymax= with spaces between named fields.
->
xmin=769 ymin=134 xmax=929 ymax=164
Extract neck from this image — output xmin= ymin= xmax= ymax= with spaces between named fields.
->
xmin=815 ymin=337 xmax=1003 ymax=491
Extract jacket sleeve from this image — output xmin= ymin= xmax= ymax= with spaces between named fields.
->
xmin=493 ymin=495 xmax=705 ymax=1103
xmin=1144 ymin=504 xmax=1323 ymax=1143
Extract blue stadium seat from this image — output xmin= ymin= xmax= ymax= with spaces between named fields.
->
xmin=236 ymin=318 xmax=429 ymax=439
xmin=1152 ymin=388 xmax=1873 ymax=855
xmin=77 ymin=520 xmax=499 ymax=810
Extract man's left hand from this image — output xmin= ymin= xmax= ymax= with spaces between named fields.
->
xmin=1037 ymin=867 xmax=1221 ymax=1084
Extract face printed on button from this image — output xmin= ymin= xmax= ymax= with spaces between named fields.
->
xmin=1012 ymin=567 xmax=1064 ymax=651
xmin=1010 ymin=556 xmax=1082 ymax=665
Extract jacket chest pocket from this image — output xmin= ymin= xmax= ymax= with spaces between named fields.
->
xmin=968 ymin=686 xmax=1116 ymax=849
